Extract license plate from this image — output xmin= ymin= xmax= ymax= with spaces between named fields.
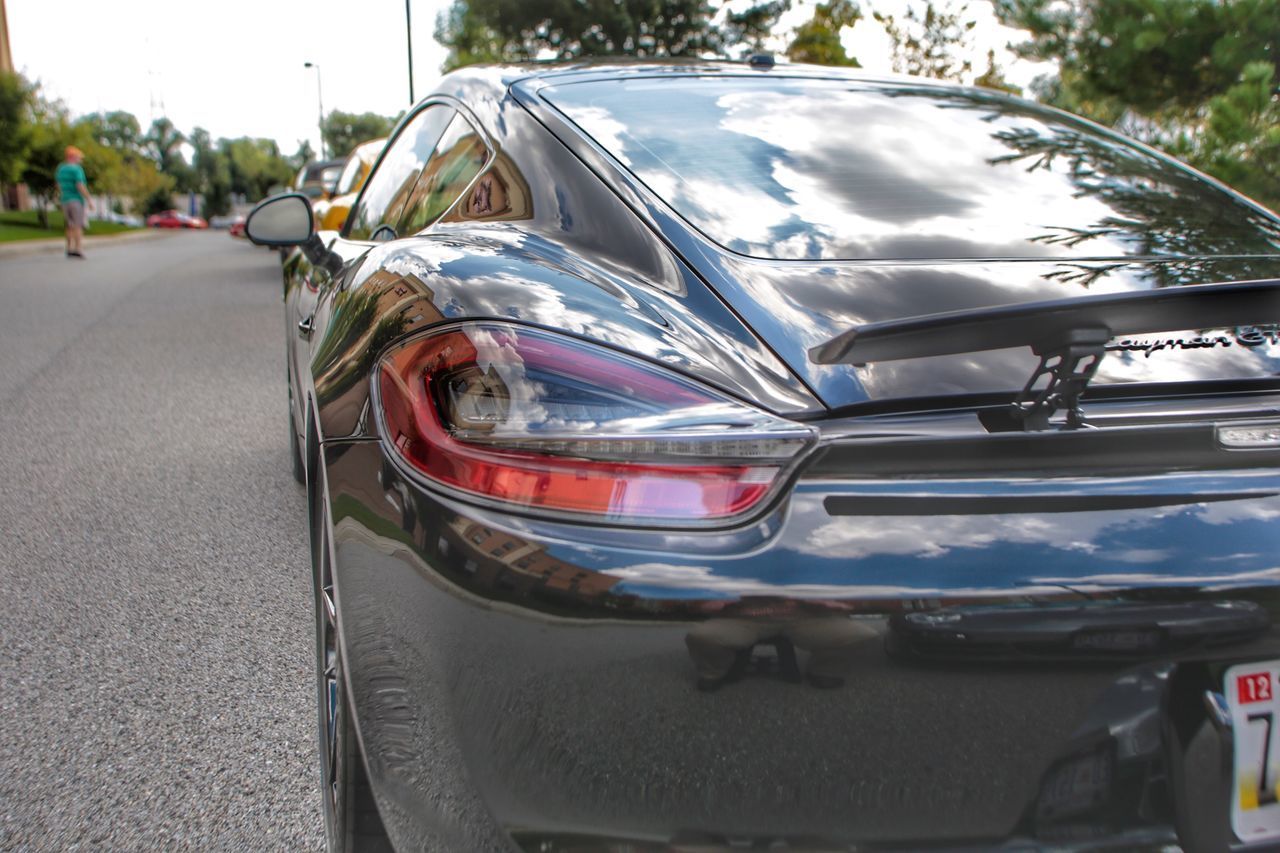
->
xmin=1227 ymin=661 xmax=1280 ymax=842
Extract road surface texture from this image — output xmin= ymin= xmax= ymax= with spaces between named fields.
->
xmin=0 ymin=232 xmax=323 ymax=850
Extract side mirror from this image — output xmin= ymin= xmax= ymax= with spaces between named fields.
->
xmin=245 ymin=193 xmax=314 ymax=246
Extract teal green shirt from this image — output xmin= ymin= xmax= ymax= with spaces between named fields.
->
xmin=56 ymin=162 xmax=86 ymax=202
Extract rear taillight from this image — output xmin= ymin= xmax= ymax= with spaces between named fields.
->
xmin=375 ymin=323 xmax=815 ymax=525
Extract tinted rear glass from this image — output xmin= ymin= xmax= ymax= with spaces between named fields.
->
xmin=543 ymin=76 xmax=1280 ymax=261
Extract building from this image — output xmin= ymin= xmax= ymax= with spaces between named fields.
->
xmin=0 ymin=0 xmax=12 ymax=74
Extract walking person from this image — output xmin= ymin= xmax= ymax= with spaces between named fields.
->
xmin=56 ymin=146 xmax=94 ymax=258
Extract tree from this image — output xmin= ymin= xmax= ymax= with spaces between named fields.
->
xmin=0 ymin=72 xmax=35 ymax=190
xmin=726 ymin=1 xmax=792 ymax=54
xmin=68 ymin=110 xmax=153 ymax=214
xmin=144 ymin=116 xmax=195 ymax=191
xmin=115 ymin=157 xmax=174 ymax=215
xmin=973 ymin=48 xmax=1021 ymax=94
xmin=1163 ymin=61 xmax=1280 ymax=211
xmin=787 ymin=0 xmax=860 ymax=65
xmin=190 ymin=127 xmax=233 ymax=218
xmin=80 ymin=141 xmax=123 ymax=198
xmin=995 ymin=0 xmax=1280 ymax=210
xmin=435 ymin=0 xmax=790 ymax=70
xmin=996 ymin=0 xmax=1279 ymax=119
xmin=222 ymin=137 xmax=295 ymax=201
xmin=21 ymin=123 xmax=81 ymax=227
xmin=18 ymin=92 xmax=81 ymax=226
xmin=77 ymin=110 xmax=143 ymax=154
xmin=874 ymin=1 xmax=978 ymax=80
xmin=321 ymin=110 xmax=395 ymax=160
xmin=19 ymin=120 xmax=64 ymax=226
xmin=11 ymin=85 xmax=146 ymax=222
xmin=140 ymin=181 xmax=177 ymax=216
xmin=144 ymin=116 xmax=183 ymax=166
xmin=291 ymin=139 xmax=316 ymax=171
xmin=435 ymin=0 xmax=510 ymax=69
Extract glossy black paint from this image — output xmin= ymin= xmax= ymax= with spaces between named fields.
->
xmin=275 ymin=62 xmax=1280 ymax=850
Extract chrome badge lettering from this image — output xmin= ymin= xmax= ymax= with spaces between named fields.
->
xmin=1107 ymin=326 xmax=1280 ymax=358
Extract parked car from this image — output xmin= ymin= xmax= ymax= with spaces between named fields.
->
xmin=312 ymin=137 xmax=387 ymax=232
xmin=146 ymin=210 xmax=207 ymax=229
xmin=92 ymin=210 xmax=143 ymax=227
xmin=248 ymin=61 xmax=1280 ymax=852
xmin=228 ymin=215 xmax=246 ymax=238
xmin=293 ymin=158 xmax=345 ymax=201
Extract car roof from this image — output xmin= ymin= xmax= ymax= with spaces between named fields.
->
xmin=427 ymin=59 xmax=1027 ymax=152
xmin=432 ymin=58 xmax=970 ymax=103
xmin=302 ymin=158 xmax=345 ymax=179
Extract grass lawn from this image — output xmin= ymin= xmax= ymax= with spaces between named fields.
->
xmin=0 ymin=209 xmax=140 ymax=243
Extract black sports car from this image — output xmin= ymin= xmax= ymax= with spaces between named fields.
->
xmin=247 ymin=61 xmax=1280 ymax=851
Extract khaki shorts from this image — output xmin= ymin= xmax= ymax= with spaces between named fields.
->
xmin=62 ymin=200 xmax=86 ymax=229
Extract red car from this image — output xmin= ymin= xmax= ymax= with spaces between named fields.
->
xmin=147 ymin=210 xmax=208 ymax=229
xmin=228 ymin=216 xmax=246 ymax=238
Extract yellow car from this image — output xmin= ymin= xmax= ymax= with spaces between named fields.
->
xmin=313 ymin=137 xmax=387 ymax=232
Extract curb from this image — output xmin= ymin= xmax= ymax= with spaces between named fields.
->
xmin=0 ymin=227 xmax=181 ymax=259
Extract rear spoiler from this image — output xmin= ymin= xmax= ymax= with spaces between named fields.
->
xmin=809 ymin=279 xmax=1280 ymax=430
xmin=810 ymin=279 xmax=1280 ymax=365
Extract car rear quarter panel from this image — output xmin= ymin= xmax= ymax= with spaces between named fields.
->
xmin=305 ymin=90 xmax=822 ymax=445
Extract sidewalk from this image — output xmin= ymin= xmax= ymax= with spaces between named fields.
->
xmin=0 ymin=227 xmax=179 ymax=259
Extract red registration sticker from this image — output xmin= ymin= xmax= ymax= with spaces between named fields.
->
xmin=1227 ymin=662 xmax=1280 ymax=842
xmin=1239 ymin=672 xmax=1275 ymax=704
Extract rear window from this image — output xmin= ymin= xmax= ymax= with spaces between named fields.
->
xmin=542 ymin=76 xmax=1280 ymax=261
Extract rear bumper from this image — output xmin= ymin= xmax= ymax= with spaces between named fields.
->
xmin=324 ymin=440 xmax=1280 ymax=850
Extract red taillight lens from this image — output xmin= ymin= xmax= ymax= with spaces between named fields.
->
xmin=375 ymin=324 xmax=814 ymax=525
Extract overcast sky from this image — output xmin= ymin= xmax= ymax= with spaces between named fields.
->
xmin=9 ymin=0 xmax=1046 ymax=157
xmin=10 ymin=0 xmax=455 ymax=156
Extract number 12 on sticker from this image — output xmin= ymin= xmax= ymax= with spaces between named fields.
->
xmin=1240 ymin=672 xmax=1274 ymax=704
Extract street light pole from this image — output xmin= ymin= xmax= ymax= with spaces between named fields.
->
xmin=304 ymin=61 xmax=325 ymax=159
xmin=405 ymin=0 xmax=415 ymax=105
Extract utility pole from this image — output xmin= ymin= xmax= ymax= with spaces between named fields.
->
xmin=406 ymin=0 xmax=415 ymax=105
xmin=304 ymin=62 xmax=325 ymax=158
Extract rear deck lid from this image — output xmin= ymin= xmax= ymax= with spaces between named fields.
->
xmin=539 ymin=74 xmax=1280 ymax=409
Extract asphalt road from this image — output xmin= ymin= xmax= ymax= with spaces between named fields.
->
xmin=0 ymin=232 xmax=323 ymax=850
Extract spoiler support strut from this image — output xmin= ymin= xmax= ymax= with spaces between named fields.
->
xmin=1012 ymin=327 xmax=1110 ymax=430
